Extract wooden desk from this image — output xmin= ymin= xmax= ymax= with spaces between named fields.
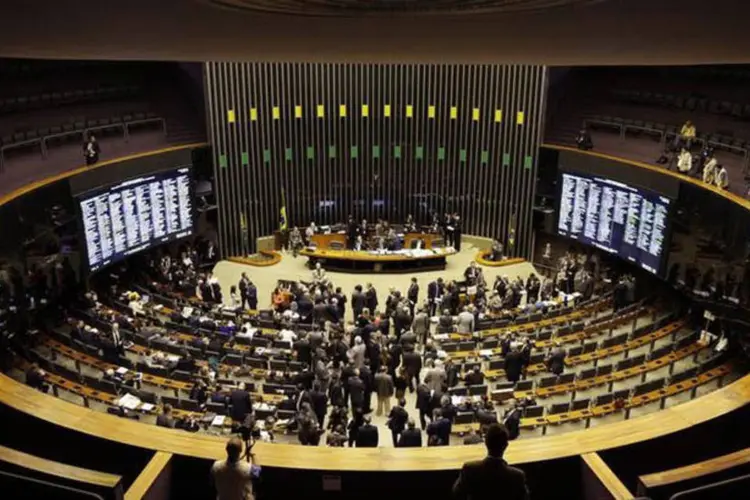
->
xmin=637 ymin=447 xmax=750 ymax=495
xmin=1 ymin=370 xmax=748 ymax=471
xmin=300 ymin=247 xmax=457 ymax=273
xmin=0 ymin=443 xmax=124 ymax=494
xmin=311 ymin=233 xmax=347 ymax=250
xmin=475 ymin=253 xmax=526 ymax=267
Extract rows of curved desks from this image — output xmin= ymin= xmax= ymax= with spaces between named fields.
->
xmin=0 ymin=145 xmax=749 ymax=478
xmin=2 ymin=372 xmax=748 ymax=471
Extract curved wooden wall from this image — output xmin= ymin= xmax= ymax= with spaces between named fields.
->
xmin=0 ymin=145 xmax=748 ymax=472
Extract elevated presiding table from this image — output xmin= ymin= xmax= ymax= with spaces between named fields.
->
xmin=310 ymin=231 xmax=444 ymax=250
xmin=300 ymin=246 xmax=457 ymax=273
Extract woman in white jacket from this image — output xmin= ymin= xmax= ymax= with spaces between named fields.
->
xmin=702 ymin=156 xmax=717 ymax=184
xmin=677 ymin=148 xmax=692 ymax=174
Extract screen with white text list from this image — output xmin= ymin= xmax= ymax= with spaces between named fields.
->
xmin=557 ymin=172 xmax=671 ymax=275
xmin=79 ymin=167 xmax=194 ymax=272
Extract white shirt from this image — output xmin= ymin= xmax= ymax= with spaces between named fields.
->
xmin=278 ymin=329 xmax=297 ymax=343
xmin=211 ymin=459 xmax=254 ymax=500
xmin=677 ymin=151 xmax=692 ymax=172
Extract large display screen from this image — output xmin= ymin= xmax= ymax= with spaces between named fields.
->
xmin=79 ymin=167 xmax=194 ymax=272
xmin=557 ymin=172 xmax=671 ymax=275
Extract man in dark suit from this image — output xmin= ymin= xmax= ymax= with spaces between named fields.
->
xmin=387 ymin=398 xmax=410 ymax=447
xmin=546 ymin=342 xmax=566 ymax=376
xmin=229 ymin=383 xmax=253 ymax=424
xmin=348 ymin=370 xmax=366 ymax=412
xmin=245 ymin=280 xmax=258 ymax=310
xmin=502 ymin=402 xmax=522 ymax=441
xmin=416 ymin=382 xmax=433 ymax=430
xmin=351 ymin=285 xmax=366 ymax=321
xmin=365 ymin=283 xmax=378 ymax=313
xmin=398 ymin=419 xmax=423 ymax=447
xmin=453 ymin=423 xmax=529 ymax=500
xmin=310 ymin=381 xmax=328 ymax=429
xmin=393 ymin=306 xmax=412 ymax=339
xmin=504 ymin=347 xmax=523 ymax=384
xmin=402 ymin=348 xmax=422 ymax=392
xmin=355 ymin=416 xmax=379 ymax=447
xmin=238 ymin=272 xmax=250 ymax=309
xmin=427 ymin=277 xmax=444 ymax=317
xmin=407 ymin=277 xmax=419 ymax=317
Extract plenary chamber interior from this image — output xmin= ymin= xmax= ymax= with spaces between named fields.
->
xmin=1 ymin=2 xmax=750 ymax=499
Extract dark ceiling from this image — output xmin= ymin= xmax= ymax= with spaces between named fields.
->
xmin=204 ymin=0 xmax=603 ymax=17
xmin=0 ymin=0 xmax=749 ymax=65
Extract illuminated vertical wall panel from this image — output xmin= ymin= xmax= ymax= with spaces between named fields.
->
xmin=205 ymin=63 xmax=546 ymax=258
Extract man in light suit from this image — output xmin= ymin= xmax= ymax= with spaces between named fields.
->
xmin=412 ymin=306 xmax=430 ymax=345
xmin=453 ymin=423 xmax=529 ymax=500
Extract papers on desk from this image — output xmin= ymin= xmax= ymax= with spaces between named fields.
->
xmin=117 ymin=394 xmax=141 ymax=410
xmin=254 ymin=402 xmax=275 ymax=412
xmin=437 ymin=350 xmax=447 ymax=359
xmin=140 ymin=403 xmax=155 ymax=412
xmin=433 ymin=333 xmax=450 ymax=341
xmin=116 ymin=367 xmax=128 ymax=376
xmin=182 ymin=306 xmax=194 ymax=319
xmin=478 ymin=349 xmax=494 ymax=357
xmin=211 ymin=415 xmax=226 ymax=427
xmin=152 ymin=304 xmax=164 ymax=311
xmin=255 ymin=347 xmax=266 ymax=356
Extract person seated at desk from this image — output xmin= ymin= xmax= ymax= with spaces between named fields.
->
xmin=465 ymin=366 xmax=485 ymax=386
xmin=156 ymin=404 xmax=177 ymax=429
xmin=490 ymin=240 xmax=504 ymax=262
xmin=278 ymin=325 xmax=298 ymax=343
xmin=25 ymin=363 xmax=49 ymax=393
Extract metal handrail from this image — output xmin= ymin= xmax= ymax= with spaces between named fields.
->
xmin=0 ymin=470 xmax=106 ymax=499
xmin=670 ymin=472 xmax=750 ymax=499
xmin=0 ymin=116 xmax=167 ymax=173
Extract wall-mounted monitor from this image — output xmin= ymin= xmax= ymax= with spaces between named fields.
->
xmin=556 ymin=172 xmax=672 ymax=275
xmin=78 ymin=167 xmax=194 ymax=272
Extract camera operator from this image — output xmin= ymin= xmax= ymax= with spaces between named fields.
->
xmin=211 ymin=436 xmax=258 ymax=500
